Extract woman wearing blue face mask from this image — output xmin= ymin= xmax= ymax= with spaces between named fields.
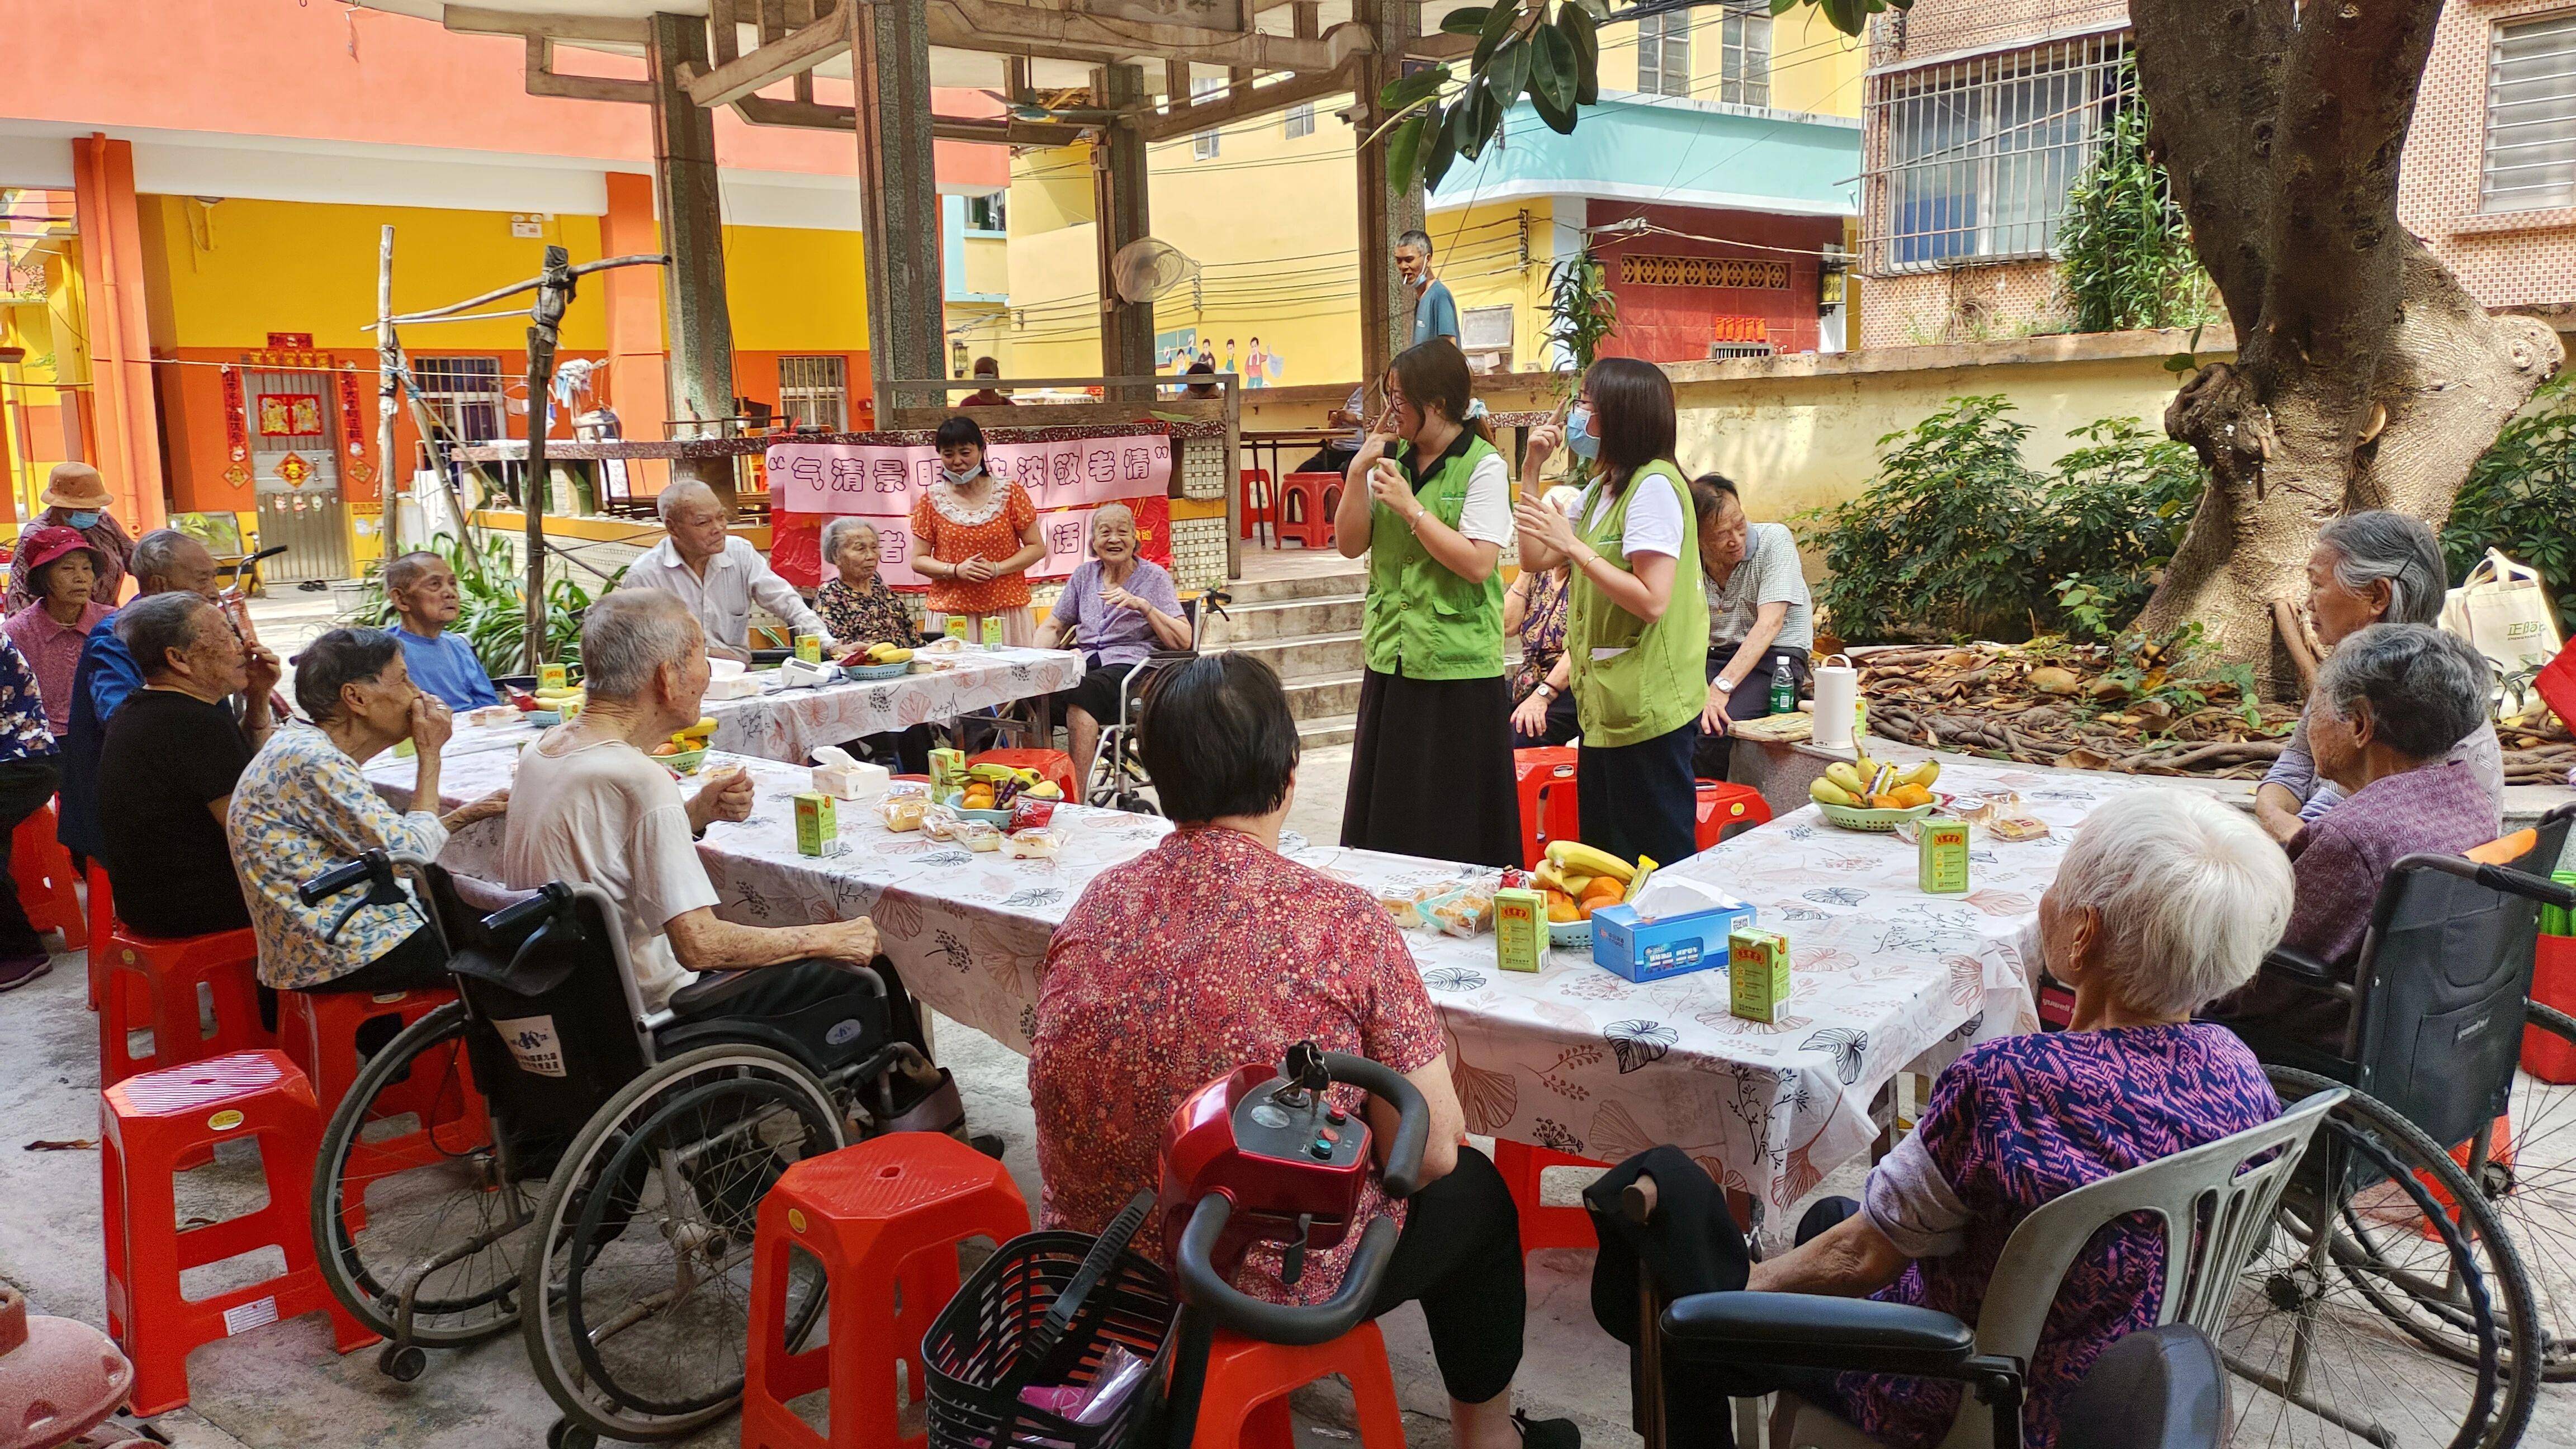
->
xmin=7 ymin=463 xmax=134 ymax=616
xmin=1510 ymin=359 xmax=1709 ymax=867
xmin=910 ymin=415 xmax=1048 ymax=645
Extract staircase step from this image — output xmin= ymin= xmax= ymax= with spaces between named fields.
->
xmin=1222 ymin=631 xmax=1363 ymax=683
xmin=1214 ymin=594 xmax=1364 ymax=642
xmin=1297 ymin=713 xmax=1358 ymax=750
xmin=1222 ymin=562 xmax=1370 ymax=605
xmin=1280 ymin=671 xmax=1363 ymax=721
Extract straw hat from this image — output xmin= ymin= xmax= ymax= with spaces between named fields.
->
xmin=39 ymin=463 xmax=111 ymax=513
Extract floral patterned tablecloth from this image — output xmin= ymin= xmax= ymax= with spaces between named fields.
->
xmin=368 ymin=750 xmax=2142 ymax=1214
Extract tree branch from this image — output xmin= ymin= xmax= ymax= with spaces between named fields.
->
xmin=2130 ymin=0 xmax=2291 ymax=333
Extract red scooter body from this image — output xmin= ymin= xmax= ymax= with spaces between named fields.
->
xmin=1156 ymin=1057 xmax=1374 ymax=1285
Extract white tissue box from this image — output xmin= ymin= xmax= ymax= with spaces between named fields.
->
xmin=703 ymin=676 xmax=763 ymax=700
xmin=813 ymin=760 xmax=889 ymax=801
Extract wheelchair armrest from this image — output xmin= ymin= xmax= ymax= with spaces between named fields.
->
xmin=2258 ymin=947 xmax=2348 ymax=995
xmin=1660 ymin=1292 xmax=1977 ymax=1378
xmin=667 ymin=969 xmax=762 ymax=1015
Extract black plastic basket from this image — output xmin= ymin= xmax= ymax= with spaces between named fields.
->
xmin=924 ymin=1195 xmax=1179 ymax=1449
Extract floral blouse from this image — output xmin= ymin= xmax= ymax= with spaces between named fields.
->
xmin=1030 ymin=827 xmax=1445 ymax=1305
xmin=0 ymin=634 xmax=59 ymax=764
xmin=909 ymin=474 xmax=1039 ymax=616
xmin=817 ymin=575 xmax=917 ymax=650
xmin=1508 ymin=567 xmax=1570 ymax=703
xmin=225 ymin=725 xmax=449 ymax=989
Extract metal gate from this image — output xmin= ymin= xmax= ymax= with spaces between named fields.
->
xmin=245 ymin=369 xmax=351 ymax=584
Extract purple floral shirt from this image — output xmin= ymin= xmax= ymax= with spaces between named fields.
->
xmin=1844 ymin=1025 xmax=2280 ymax=1449
xmin=2280 ymin=759 xmax=2501 ymax=967
xmin=0 ymin=634 xmax=61 ymax=764
xmin=1048 ymin=558 xmax=1182 ymax=669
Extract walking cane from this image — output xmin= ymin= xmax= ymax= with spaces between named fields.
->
xmin=1624 ymin=1172 xmax=1665 ymax=1449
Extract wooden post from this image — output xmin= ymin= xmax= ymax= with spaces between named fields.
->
xmin=1353 ymin=0 xmax=1424 ymax=394
xmin=645 ymin=12 xmax=738 ymax=503
xmin=375 ymin=224 xmax=402 ymax=556
xmin=850 ymin=0 xmax=946 ymax=421
xmin=523 ymin=245 xmax=572 ymax=675
xmin=1094 ymin=64 xmax=1154 ymax=401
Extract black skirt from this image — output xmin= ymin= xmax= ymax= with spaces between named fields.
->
xmin=1342 ymin=667 xmax=1523 ymax=869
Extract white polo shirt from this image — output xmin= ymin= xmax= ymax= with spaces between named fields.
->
xmin=619 ymin=534 xmax=828 ymax=652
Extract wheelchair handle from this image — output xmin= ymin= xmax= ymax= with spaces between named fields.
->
xmin=2403 ymin=853 xmax=2576 ymax=910
xmin=296 ymin=852 xmax=385 ymax=907
xmin=484 ymin=883 xmax=570 ymax=937
xmin=1175 ymin=1195 xmax=1400 ymax=1347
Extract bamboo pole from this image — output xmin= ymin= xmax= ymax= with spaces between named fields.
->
xmin=375 ymin=224 xmax=402 ymax=558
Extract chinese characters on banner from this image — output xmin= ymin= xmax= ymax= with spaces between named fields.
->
xmin=765 ymin=430 xmax=1174 ymax=589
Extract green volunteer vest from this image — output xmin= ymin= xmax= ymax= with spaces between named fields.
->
xmin=1360 ymin=432 xmax=1506 ymax=680
xmin=1566 ymin=461 xmax=1710 ymax=748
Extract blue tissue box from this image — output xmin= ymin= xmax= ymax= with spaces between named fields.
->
xmin=1590 ymin=899 xmax=1758 ymax=983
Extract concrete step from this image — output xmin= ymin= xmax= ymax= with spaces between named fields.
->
xmin=1298 ymin=713 xmax=1358 ymax=750
xmin=1282 ymin=671 xmax=1363 ymax=721
xmin=1215 ymin=594 xmax=1364 ymax=642
xmin=1221 ymin=631 xmax=1363 ymax=683
xmin=1223 ymin=563 xmax=1370 ymax=605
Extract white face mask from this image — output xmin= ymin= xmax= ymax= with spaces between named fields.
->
xmin=941 ymin=465 xmax=982 ymax=487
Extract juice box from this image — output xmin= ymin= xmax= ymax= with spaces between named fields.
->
xmin=537 ymin=662 xmax=569 ymax=692
xmin=1494 ymin=888 xmax=1546 ymax=973
xmin=794 ymin=633 xmax=823 ymax=664
xmin=944 ymin=615 xmax=970 ymax=640
xmin=1730 ymin=927 xmax=1792 ymax=1022
xmin=928 ymin=747 xmax=968 ymax=799
xmin=793 ymin=791 xmax=838 ymax=857
xmin=1918 ymin=818 xmax=1971 ymax=895
xmin=981 ymin=615 xmax=1005 ymax=647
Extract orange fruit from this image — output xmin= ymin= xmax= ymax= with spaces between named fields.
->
xmin=1544 ymin=890 xmax=1580 ymax=924
xmin=1580 ymin=877 xmax=1624 ymax=908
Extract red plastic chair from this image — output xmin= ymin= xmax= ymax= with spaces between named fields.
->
xmin=966 ymin=748 xmax=1079 ymax=801
xmin=1276 ymin=472 xmax=1340 ymax=551
xmin=10 ymin=799 xmax=84 ymax=949
xmin=742 ymin=1132 xmax=1032 ymax=1449
xmin=1493 ymin=1139 xmax=1609 ymax=1259
xmin=1694 ymin=780 xmax=1774 ymax=853
xmin=277 ymin=987 xmax=485 ymax=1234
xmin=1512 ymin=747 xmax=1581 ymax=870
xmin=96 ymin=922 xmax=269 ymax=1089
xmin=101 ymin=1050 xmax=377 ymax=1415
xmin=1239 ymin=468 xmax=1277 ymax=544
xmin=1188 ymin=1323 xmax=1409 ymax=1449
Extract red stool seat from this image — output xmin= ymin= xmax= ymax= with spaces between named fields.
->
xmin=1192 ymin=1323 xmax=1408 ymax=1449
xmin=101 ymin=1050 xmax=376 ymax=1415
xmin=1512 ymin=748 xmax=1580 ymax=870
xmin=744 ymin=1131 xmax=1033 ymax=1449
xmin=965 ymin=749 xmax=1079 ymax=801
xmin=11 ymin=799 xmax=84 ymax=949
xmin=277 ymin=987 xmax=485 ymax=1205
xmin=97 ymin=921 xmax=268 ymax=1089
xmin=1493 ymin=1139 xmax=1609 ymax=1259
xmin=1240 ymin=468 xmax=1277 ymax=543
xmin=1694 ymin=781 xmax=1773 ymax=853
xmin=1276 ymin=473 xmax=1340 ymax=551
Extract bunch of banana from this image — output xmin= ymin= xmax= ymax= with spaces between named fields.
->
xmin=860 ymin=641 xmax=915 ymax=665
xmin=968 ymin=761 xmax=1042 ymax=788
xmin=1544 ymin=840 xmax=1636 ymax=883
xmin=1810 ymin=755 xmax=1940 ymax=809
xmin=666 ymin=716 xmax=717 ymax=751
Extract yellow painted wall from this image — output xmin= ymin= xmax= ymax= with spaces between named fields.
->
xmin=1 ymin=234 xmax=88 ymax=523
xmin=721 ymin=222 xmax=869 ymax=351
xmin=961 ymin=234 xmax=1009 ymax=299
xmin=1623 ymin=4 xmax=1865 ymax=117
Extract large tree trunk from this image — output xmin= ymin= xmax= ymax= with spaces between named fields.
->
xmin=2128 ymin=0 xmax=2563 ymax=690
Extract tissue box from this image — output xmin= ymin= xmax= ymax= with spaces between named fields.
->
xmin=1591 ymin=899 xmax=1758 ymax=983
xmin=812 ymin=760 xmax=888 ymax=801
xmin=703 ymin=675 xmax=763 ymax=700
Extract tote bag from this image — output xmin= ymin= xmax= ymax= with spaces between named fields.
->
xmin=2442 ymin=548 xmax=2563 ymax=680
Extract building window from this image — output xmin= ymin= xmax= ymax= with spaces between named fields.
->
xmin=410 ymin=356 xmax=505 ymax=444
xmin=1285 ymin=102 xmax=1316 ymax=140
xmin=779 ymin=355 xmax=849 ymax=433
xmin=1865 ymin=32 xmax=2128 ymax=271
xmin=1192 ymin=76 xmax=1224 ymax=159
xmin=2485 ymin=14 xmax=2576 ymax=213
xmin=1720 ymin=3 xmax=1770 ymax=107
xmin=1460 ymin=304 xmax=1514 ymax=372
xmin=1636 ymin=13 xmax=1692 ymax=98
xmin=964 ymin=191 xmax=1007 ymax=232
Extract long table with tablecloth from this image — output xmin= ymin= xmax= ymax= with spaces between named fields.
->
xmin=368 ymin=747 xmax=2141 ymax=1214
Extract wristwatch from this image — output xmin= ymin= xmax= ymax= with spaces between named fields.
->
xmin=1534 ymin=683 xmax=1556 ymax=700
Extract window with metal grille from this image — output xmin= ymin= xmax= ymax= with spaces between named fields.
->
xmin=779 ymin=355 xmax=848 ymax=433
xmin=2485 ymin=14 xmax=2576 ymax=213
xmin=1637 ymin=13 xmax=1692 ymax=98
xmin=1285 ymin=102 xmax=1316 ymax=139
xmin=409 ymin=356 xmax=505 ymax=444
xmin=964 ymin=191 xmax=1007 ymax=232
xmin=1721 ymin=3 xmax=1770 ymax=107
xmin=1864 ymin=31 xmax=2128 ymax=271
xmin=1193 ymin=76 xmax=1224 ymax=159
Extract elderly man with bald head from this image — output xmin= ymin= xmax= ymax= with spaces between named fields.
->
xmin=618 ymin=480 xmax=833 ymax=661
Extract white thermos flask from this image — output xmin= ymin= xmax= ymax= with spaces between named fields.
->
xmin=1811 ymin=654 xmax=1859 ymax=750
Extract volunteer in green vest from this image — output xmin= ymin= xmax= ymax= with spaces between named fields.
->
xmin=1510 ymin=357 xmax=1708 ymax=866
xmin=1332 ymin=338 xmax=1522 ymax=868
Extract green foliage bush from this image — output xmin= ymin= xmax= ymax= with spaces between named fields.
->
xmin=2444 ymin=376 xmax=2575 ymax=633
xmin=1801 ymin=396 xmax=2203 ymax=645
xmin=2054 ymin=63 xmax=2222 ymax=334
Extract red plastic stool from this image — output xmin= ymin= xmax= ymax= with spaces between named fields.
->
xmin=1276 ymin=473 xmax=1339 ymax=551
xmin=743 ymin=1131 xmax=1033 ymax=1449
xmin=1239 ymin=468 xmax=1277 ymax=543
xmin=11 ymin=799 xmax=85 ymax=949
xmin=276 ymin=987 xmax=485 ymax=1225
xmin=1494 ymin=1139 xmax=1608 ymax=1259
xmin=96 ymin=924 xmax=268 ymax=1090
xmin=966 ymin=749 xmax=1079 ymax=801
xmin=1694 ymin=781 xmax=1773 ymax=852
xmin=1191 ymin=1322 xmax=1409 ymax=1449
xmin=1513 ymin=748 xmax=1581 ymax=870
xmin=101 ymin=1050 xmax=377 ymax=1415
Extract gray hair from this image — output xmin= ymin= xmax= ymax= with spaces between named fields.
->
xmin=381 ymin=550 xmax=445 ymax=595
xmin=129 ymin=528 xmax=202 ymax=593
xmin=2315 ymin=622 xmax=2493 ymax=760
xmin=1089 ymin=502 xmax=1138 ymax=548
xmin=117 ymin=591 xmax=215 ymax=680
xmin=820 ymin=517 xmax=879 ymax=566
xmin=2053 ymin=789 xmax=2295 ymax=1017
xmin=292 ymin=628 xmax=404 ymax=723
xmin=581 ymin=590 xmax=701 ymax=700
xmin=655 ymin=479 xmax=723 ymax=525
xmin=1396 ymin=228 xmax=1433 ymax=257
xmin=2318 ymin=511 xmax=2447 ymax=627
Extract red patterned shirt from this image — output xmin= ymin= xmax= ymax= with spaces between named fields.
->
xmin=1031 ymin=826 xmax=1445 ymax=1304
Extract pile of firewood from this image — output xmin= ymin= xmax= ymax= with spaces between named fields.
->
xmin=1855 ymin=643 xmax=2576 ymax=784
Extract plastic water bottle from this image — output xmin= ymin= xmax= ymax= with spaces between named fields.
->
xmin=1769 ymin=656 xmax=1796 ymax=716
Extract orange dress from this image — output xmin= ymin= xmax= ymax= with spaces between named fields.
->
xmin=911 ymin=476 xmax=1040 ymax=617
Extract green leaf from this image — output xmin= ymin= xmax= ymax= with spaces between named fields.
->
xmin=1473 ymin=0 xmax=1521 ymax=69
xmin=1568 ymin=0 xmax=1610 ymax=18
xmin=1423 ymin=99 xmax=1461 ymax=187
xmin=1486 ymin=36 xmax=1531 ymax=113
xmin=1378 ymin=64 xmax=1449 ymax=112
xmin=2162 ymin=352 xmax=2196 ymax=373
xmin=1820 ymin=0 xmax=1863 ymax=35
xmin=1530 ymin=78 xmax=1578 ymax=134
xmin=1439 ymin=6 xmax=1492 ymax=34
xmin=1769 ymin=0 xmax=1800 ymax=11
xmin=1560 ymin=4 xmax=1599 ymax=105
xmin=1531 ymin=21 xmax=1578 ymax=113
xmin=1386 ymin=112 xmax=1428 ymax=186
xmin=1453 ymin=77 xmax=1494 ymax=161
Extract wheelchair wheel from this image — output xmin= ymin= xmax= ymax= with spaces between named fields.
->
xmin=2222 ymin=1066 xmax=2537 ymax=1449
xmin=520 ymin=1043 xmax=844 ymax=1443
xmin=2484 ymin=1000 xmax=2576 ymax=1382
xmin=311 ymin=1001 xmax=531 ymax=1347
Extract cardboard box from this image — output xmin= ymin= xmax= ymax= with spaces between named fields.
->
xmin=794 ymin=792 xmax=838 ymax=856
xmin=537 ymin=662 xmax=569 ymax=692
xmin=1918 ymin=818 xmax=1971 ymax=895
xmin=1730 ymin=927 xmax=1792 ymax=1021
xmin=1495 ymin=888 xmax=1546 ymax=973
xmin=1592 ymin=899 xmax=1758 ymax=984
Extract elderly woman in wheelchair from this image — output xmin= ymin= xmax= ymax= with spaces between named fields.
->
xmin=1637 ymin=790 xmax=2297 ymax=1449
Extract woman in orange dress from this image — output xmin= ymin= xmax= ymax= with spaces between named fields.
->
xmin=909 ymin=416 xmax=1047 ymax=645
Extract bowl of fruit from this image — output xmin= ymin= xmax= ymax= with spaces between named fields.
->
xmin=1809 ymin=756 xmax=1942 ymax=831
xmin=841 ymin=642 xmax=916 ymax=681
xmin=1532 ymin=841 xmax=1639 ymax=949
xmin=952 ymin=760 xmax=1064 ymax=823
xmin=649 ymin=716 xmax=719 ymax=775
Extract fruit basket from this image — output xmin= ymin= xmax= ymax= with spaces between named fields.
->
xmin=1816 ymin=799 xmax=1936 ymax=832
xmin=1548 ymin=916 xmax=1594 ymax=951
xmin=654 ymin=747 xmax=708 ymax=776
xmin=844 ymin=660 xmax=910 ymax=681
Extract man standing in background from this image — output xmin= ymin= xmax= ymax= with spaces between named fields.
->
xmin=1397 ymin=228 xmax=1461 ymax=346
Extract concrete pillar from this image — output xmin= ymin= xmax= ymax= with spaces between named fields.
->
xmin=850 ymin=0 xmax=945 ymax=418
xmin=1092 ymin=64 xmax=1154 ymax=399
xmin=1353 ymin=0 xmax=1424 ymax=395
xmin=645 ymin=13 xmax=737 ymax=499
xmin=67 ymin=135 xmax=167 ymax=531
xmin=598 ymin=172 xmax=671 ymax=497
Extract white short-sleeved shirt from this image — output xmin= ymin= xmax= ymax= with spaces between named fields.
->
xmin=1394 ymin=439 xmax=1514 ymax=548
xmin=500 ymin=732 xmax=719 ymax=1013
xmin=1579 ymin=471 xmax=1687 ymax=560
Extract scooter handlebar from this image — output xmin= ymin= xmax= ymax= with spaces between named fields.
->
xmin=1317 ymin=1051 xmax=1432 ymax=1197
xmin=1175 ymin=1195 xmax=1401 ymax=1346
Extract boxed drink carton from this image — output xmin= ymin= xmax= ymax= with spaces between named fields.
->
xmin=1730 ymin=927 xmax=1792 ymax=1022
xmin=793 ymin=791 xmax=838 ymax=856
